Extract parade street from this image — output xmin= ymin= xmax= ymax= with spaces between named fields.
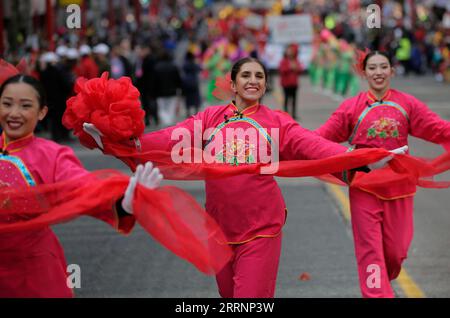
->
xmin=52 ymin=74 xmax=450 ymax=298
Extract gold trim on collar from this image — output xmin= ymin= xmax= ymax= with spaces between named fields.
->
xmin=228 ymin=102 xmax=260 ymax=116
xmin=367 ymin=89 xmax=391 ymax=102
xmin=2 ymin=132 xmax=34 ymax=150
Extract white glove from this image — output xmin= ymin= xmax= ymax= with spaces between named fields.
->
xmin=367 ymin=145 xmax=409 ymax=170
xmin=83 ymin=123 xmax=104 ymax=150
xmin=121 ymin=162 xmax=163 ymax=214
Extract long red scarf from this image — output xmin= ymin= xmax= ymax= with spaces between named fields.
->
xmin=1 ymin=148 xmax=449 ymax=274
xmin=103 ymin=142 xmax=450 ymax=192
xmin=0 ymin=170 xmax=232 ymax=275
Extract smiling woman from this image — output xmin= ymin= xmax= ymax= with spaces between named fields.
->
xmin=362 ymin=51 xmax=394 ymax=100
xmin=0 ymin=77 xmax=48 ymax=144
xmin=230 ymin=58 xmax=267 ymax=110
xmin=81 ymin=56 xmax=401 ymax=298
xmin=0 ymin=72 xmax=166 ymax=297
xmin=315 ymin=49 xmax=450 ymax=298
xmin=0 ymin=74 xmax=136 ymax=297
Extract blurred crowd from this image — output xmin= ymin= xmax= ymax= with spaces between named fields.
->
xmin=1 ymin=1 xmax=269 ymax=140
xmin=306 ymin=0 xmax=450 ymax=83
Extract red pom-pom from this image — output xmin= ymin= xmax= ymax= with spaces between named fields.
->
xmin=63 ymin=72 xmax=145 ymax=146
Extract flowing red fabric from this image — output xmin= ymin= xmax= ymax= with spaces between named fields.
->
xmin=134 ymin=186 xmax=232 ymax=274
xmin=317 ymin=151 xmax=450 ymax=198
xmin=0 ymin=170 xmax=232 ymax=275
xmin=351 ymin=151 xmax=450 ymax=197
xmin=103 ymin=142 xmax=390 ymax=178
xmin=102 ymin=141 xmax=450 ymax=195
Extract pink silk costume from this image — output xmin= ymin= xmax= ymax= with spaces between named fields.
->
xmin=104 ymin=102 xmax=350 ymax=245
xmin=0 ymin=132 xmax=135 ymax=297
xmin=102 ymin=102 xmax=353 ymax=297
xmin=316 ymin=89 xmax=450 ymax=297
xmin=317 ymin=89 xmax=450 ymax=199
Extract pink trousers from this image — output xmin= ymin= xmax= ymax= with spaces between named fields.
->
xmin=215 ymin=234 xmax=282 ymax=298
xmin=349 ymin=187 xmax=414 ymax=298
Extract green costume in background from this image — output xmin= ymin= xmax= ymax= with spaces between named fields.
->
xmin=348 ymin=73 xmax=360 ymax=97
xmin=206 ymin=51 xmax=231 ymax=104
xmin=336 ymin=50 xmax=353 ymax=96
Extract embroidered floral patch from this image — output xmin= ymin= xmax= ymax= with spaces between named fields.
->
xmin=367 ymin=117 xmax=401 ymax=139
xmin=215 ymin=139 xmax=256 ymax=166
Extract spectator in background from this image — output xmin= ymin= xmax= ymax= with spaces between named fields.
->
xmin=93 ymin=43 xmax=111 ymax=75
xmin=75 ymin=45 xmax=99 ymax=79
xmin=410 ymin=41 xmax=425 ymax=75
xmin=39 ymin=51 xmax=74 ymax=142
xmin=135 ymin=44 xmax=159 ymax=127
xmin=395 ymin=31 xmax=412 ymax=76
xmin=64 ymin=48 xmax=80 ymax=89
xmin=181 ymin=52 xmax=202 ymax=118
xmin=110 ymin=43 xmax=132 ymax=79
xmin=152 ymin=49 xmax=181 ymax=126
xmin=279 ymin=44 xmax=302 ymax=120
xmin=55 ymin=45 xmax=68 ymax=63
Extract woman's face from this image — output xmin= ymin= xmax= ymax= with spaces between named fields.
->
xmin=0 ymin=82 xmax=48 ymax=143
xmin=231 ymin=62 xmax=266 ymax=107
xmin=363 ymin=54 xmax=394 ymax=94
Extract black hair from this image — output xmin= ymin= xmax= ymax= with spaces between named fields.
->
xmin=230 ymin=57 xmax=268 ymax=84
xmin=0 ymin=74 xmax=47 ymax=109
xmin=363 ymin=51 xmax=393 ymax=70
xmin=185 ymin=51 xmax=195 ymax=61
